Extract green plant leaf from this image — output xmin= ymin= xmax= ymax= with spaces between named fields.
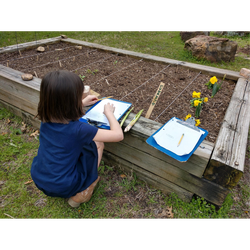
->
xmin=195 ymin=103 xmax=202 ymax=118
xmin=211 ymin=82 xmax=222 ymax=98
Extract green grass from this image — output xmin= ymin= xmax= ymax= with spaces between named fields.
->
xmin=0 ymin=31 xmax=249 ymax=72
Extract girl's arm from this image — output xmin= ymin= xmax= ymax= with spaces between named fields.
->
xmin=93 ymin=103 xmax=124 ymax=142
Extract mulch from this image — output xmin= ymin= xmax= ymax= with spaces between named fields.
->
xmin=0 ymin=41 xmax=237 ymax=143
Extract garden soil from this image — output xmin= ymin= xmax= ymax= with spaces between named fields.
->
xmin=0 ymin=41 xmax=238 ymax=143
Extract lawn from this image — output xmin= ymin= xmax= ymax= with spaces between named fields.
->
xmin=0 ymin=32 xmax=250 ymax=219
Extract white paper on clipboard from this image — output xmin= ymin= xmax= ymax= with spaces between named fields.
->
xmin=153 ymin=117 xmax=205 ymax=156
xmin=82 ymin=99 xmax=131 ymax=126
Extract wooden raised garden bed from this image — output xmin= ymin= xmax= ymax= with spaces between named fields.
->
xmin=1 ymin=36 xmax=249 ymax=206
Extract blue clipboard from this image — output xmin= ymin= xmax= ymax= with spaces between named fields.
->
xmin=146 ymin=117 xmax=208 ymax=162
xmin=79 ymin=98 xmax=132 ymax=129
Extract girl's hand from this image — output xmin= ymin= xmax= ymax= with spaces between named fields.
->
xmin=82 ymin=95 xmax=98 ymax=106
xmin=104 ymin=103 xmax=115 ymax=116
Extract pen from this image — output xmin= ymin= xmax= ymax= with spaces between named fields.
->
xmin=177 ymin=133 xmax=184 ymax=147
xmin=97 ymin=96 xmax=113 ymax=101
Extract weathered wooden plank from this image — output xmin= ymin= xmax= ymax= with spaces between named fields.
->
xmin=204 ymin=78 xmax=250 ymax=189
xmin=62 ymin=38 xmax=240 ymax=81
xmin=0 ymin=76 xmax=40 ymax=105
xmin=121 ymin=132 xmax=211 ymax=178
xmin=102 ymin=151 xmax=193 ymax=202
xmin=104 ymin=140 xmax=229 ymax=206
xmin=0 ymin=64 xmax=41 ymax=90
xmin=0 ymin=100 xmax=41 ymax=129
xmin=0 ymin=37 xmax=61 ymax=54
xmin=0 ymin=90 xmax=37 ymax=116
xmin=0 ymin=64 xmax=40 ymax=115
xmin=121 ymin=113 xmax=214 ymax=162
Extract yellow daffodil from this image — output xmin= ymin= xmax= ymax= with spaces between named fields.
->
xmin=194 ymin=100 xmax=202 ymax=107
xmin=195 ymin=119 xmax=201 ymax=126
xmin=210 ymin=76 xmax=218 ymax=84
xmin=192 ymin=91 xmax=201 ymax=98
xmin=204 ymin=97 xmax=208 ymax=102
xmin=184 ymin=114 xmax=192 ymax=121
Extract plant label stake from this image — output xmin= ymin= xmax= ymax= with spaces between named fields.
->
xmin=145 ymin=82 xmax=165 ymax=119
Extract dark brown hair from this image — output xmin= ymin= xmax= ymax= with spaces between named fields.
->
xmin=37 ymin=70 xmax=84 ymax=123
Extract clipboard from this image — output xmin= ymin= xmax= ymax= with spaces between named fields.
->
xmin=146 ymin=117 xmax=208 ymax=162
xmin=80 ymin=98 xmax=132 ymax=129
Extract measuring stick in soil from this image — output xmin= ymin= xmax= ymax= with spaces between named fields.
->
xmin=120 ymin=107 xmax=134 ymax=127
xmin=145 ymin=82 xmax=165 ymax=119
xmin=124 ymin=109 xmax=143 ymax=132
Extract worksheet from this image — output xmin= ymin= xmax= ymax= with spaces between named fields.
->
xmin=82 ymin=99 xmax=131 ymax=126
xmin=153 ymin=117 xmax=205 ymax=156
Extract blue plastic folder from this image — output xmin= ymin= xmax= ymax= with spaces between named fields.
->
xmin=80 ymin=98 xmax=132 ymax=129
xmin=146 ymin=117 xmax=208 ymax=162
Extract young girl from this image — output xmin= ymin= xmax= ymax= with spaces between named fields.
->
xmin=31 ymin=70 xmax=123 ymax=208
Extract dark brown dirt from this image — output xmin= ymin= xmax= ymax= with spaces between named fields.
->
xmin=0 ymin=41 xmax=237 ymax=143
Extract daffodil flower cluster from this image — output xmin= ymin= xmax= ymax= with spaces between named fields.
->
xmin=205 ymin=76 xmax=218 ymax=89
xmin=190 ymin=91 xmax=208 ymax=118
xmin=205 ymin=75 xmax=225 ymax=98
xmin=190 ymin=92 xmax=208 ymax=108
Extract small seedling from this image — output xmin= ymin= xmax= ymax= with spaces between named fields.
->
xmin=86 ymin=69 xmax=99 ymax=75
xmin=79 ymin=75 xmax=85 ymax=81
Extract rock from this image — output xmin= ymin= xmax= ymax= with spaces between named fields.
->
xmin=214 ymin=31 xmax=250 ymax=37
xmin=184 ymin=35 xmax=237 ymax=63
xmin=61 ymin=35 xmax=68 ymax=39
xmin=21 ymin=74 xmax=33 ymax=81
xmin=180 ymin=31 xmax=210 ymax=42
xmin=75 ymin=46 xmax=82 ymax=50
xmin=240 ymin=68 xmax=250 ymax=79
xmin=37 ymin=46 xmax=45 ymax=52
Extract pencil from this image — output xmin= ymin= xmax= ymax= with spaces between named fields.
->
xmin=97 ymin=96 xmax=113 ymax=101
xmin=177 ymin=133 xmax=184 ymax=147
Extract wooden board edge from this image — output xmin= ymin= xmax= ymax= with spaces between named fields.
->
xmin=204 ymin=77 xmax=250 ymax=188
xmin=0 ymin=100 xmax=41 ymax=129
xmin=104 ymin=140 xmax=229 ymax=206
xmin=0 ymin=37 xmax=62 ymax=54
xmin=204 ymin=158 xmax=244 ymax=189
xmin=102 ymin=151 xmax=193 ymax=202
